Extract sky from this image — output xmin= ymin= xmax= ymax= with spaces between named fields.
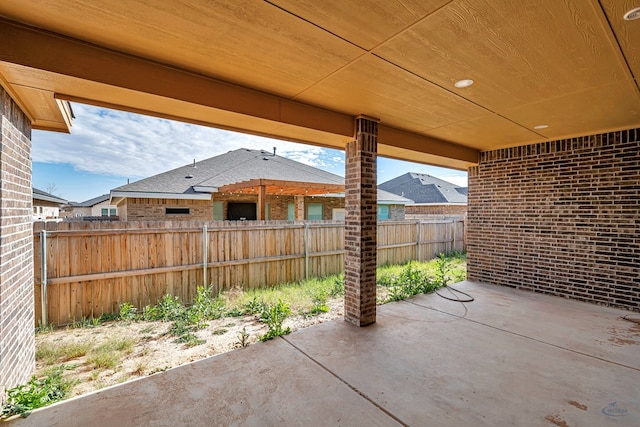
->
xmin=32 ymin=104 xmax=468 ymax=203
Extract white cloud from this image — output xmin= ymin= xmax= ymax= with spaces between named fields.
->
xmin=33 ymin=104 xmax=338 ymax=179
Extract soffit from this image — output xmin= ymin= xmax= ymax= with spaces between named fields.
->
xmin=0 ymin=0 xmax=638 ymax=169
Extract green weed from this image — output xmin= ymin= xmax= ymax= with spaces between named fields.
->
xmin=0 ymin=369 xmax=72 ymax=419
xmin=259 ymin=300 xmax=292 ymax=341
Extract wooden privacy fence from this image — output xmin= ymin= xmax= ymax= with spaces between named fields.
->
xmin=34 ymin=219 xmax=464 ymax=326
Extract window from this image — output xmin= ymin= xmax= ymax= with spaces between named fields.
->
xmin=101 ymin=208 xmax=109 ymax=216
xmin=166 ymin=207 xmax=190 ymax=215
xmin=332 ymin=208 xmax=345 ymax=221
xmin=227 ymin=203 xmax=256 ymax=220
xmin=377 ymin=205 xmax=390 ymax=220
xmin=265 ymin=203 xmax=270 ymax=220
xmin=307 ymin=203 xmax=323 ymax=220
xmin=213 ymin=201 xmax=224 ymax=220
xmin=110 ymin=208 xmax=117 ymax=216
xmin=287 ymin=203 xmax=295 ymax=221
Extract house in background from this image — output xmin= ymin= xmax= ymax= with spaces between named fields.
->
xmin=62 ymin=194 xmax=118 ymax=220
xmin=32 ymin=188 xmax=67 ymax=221
xmin=379 ymin=173 xmax=467 ymax=219
xmin=111 ymin=148 xmax=409 ymax=221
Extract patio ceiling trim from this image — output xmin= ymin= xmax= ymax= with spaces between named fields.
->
xmin=219 ymin=179 xmax=345 ymax=196
xmin=0 ymin=16 xmax=479 ymax=166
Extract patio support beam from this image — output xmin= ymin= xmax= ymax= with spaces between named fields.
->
xmin=257 ymin=184 xmax=266 ymax=221
xmin=344 ymin=116 xmax=378 ymax=326
xmin=295 ymin=196 xmax=305 ymax=220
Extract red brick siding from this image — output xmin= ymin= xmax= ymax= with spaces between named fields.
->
xmin=388 ymin=204 xmax=405 ymax=221
xmin=123 ymin=198 xmax=213 ymax=221
xmin=468 ymin=129 xmax=640 ymax=310
xmin=344 ymin=117 xmax=378 ymax=326
xmin=0 ymin=86 xmax=34 ymax=392
xmin=406 ymin=204 xmax=467 ymax=216
xmin=121 ymin=194 xmax=346 ymax=221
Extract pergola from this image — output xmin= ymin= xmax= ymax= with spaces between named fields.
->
xmin=0 ymin=0 xmax=638 ymax=390
xmin=218 ymin=179 xmax=345 ymax=220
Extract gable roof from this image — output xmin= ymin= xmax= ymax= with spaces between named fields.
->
xmin=71 ymin=194 xmax=110 ymax=207
xmin=112 ymin=148 xmax=344 ymax=198
xmin=32 ymin=188 xmax=67 ymax=204
xmin=379 ymin=173 xmax=467 ymax=204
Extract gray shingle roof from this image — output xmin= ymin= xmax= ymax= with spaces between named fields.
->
xmin=379 ymin=173 xmax=467 ymax=204
xmin=33 ymin=188 xmax=68 ymax=204
xmin=112 ymin=148 xmax=344 ymax=195
xmin=71 ymin=194 xmax=110 ymax=207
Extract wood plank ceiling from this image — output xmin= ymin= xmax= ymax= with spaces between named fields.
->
xmin=0 ymin=0 xmax=638 ymax=170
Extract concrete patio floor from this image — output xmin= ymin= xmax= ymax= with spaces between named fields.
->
xmin=8 ymin=281 xmax=639 ymax=426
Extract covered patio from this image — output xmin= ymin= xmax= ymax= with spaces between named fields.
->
xmin=7 ymin=282 xmax=638 ymax=426
xmin=0 ymin=0 xmax=638 ymax=415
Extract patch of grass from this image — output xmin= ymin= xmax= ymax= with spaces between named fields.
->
xmin=69 ymin=316 xmax=101 ymax=329
xmin=0 ymin=368 xmax=72 ymax=419
xmin=36 ymin=341 xmax=93 ymax=366
xmin=86 ymin=337 xmax=136 ymax=370
xmin=212 ymin=328 xmax=228 ymax=335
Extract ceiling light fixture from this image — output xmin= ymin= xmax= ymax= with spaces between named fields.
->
xmin=534 ymin=124 xmax=549 ymax=130
xmin=454 ymin=79 xmax=474 ymax=88
xmin=624 ymin=7 xmax=640 ymax=20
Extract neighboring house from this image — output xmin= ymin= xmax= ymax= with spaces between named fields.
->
xmin=379 ymin=173 xmax=467 ymax=219
xmin=111 ymin=148 xmax=410 ymax=221
xmin=32 ymin=188 xmax=67 ymax=221
xmin=63 ymin=194 xmax=118 ymax=219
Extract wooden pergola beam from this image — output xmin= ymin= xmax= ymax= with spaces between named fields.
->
xmin=219 ymin=179 xmax=344 ymax=196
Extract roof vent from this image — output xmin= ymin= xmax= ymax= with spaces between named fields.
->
xmin=185 ymin=175 xmax=193 ymax=179
xmin=624 ymin=7 xmax=640 ymax=20
xmin=263 ymin=157 xmax=269 ymax=160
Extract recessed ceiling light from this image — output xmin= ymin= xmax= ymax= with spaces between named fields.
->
xmin=454 ymin=79 xmax=474 ymax=88
xmin=624 ymin=7 xmax=640 ymax=20
xmin=534 ymin=124 xmax=549 ymax=130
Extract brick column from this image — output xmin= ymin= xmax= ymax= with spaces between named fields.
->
xmin=295 ymin=195 xmax=305 ymax=220
xmin=344 ymin=116 xmax=378 ymax=326
xmin=0 ymin=86 xmax=34 ymax=393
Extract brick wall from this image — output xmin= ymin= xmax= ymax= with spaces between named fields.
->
xmin=406 ymin=204 xmax=467 ymax=216
xmin=0 ymin=86 xmax=34 ymax=393
xmin=468 ymin=129 xmax=639 ymax=310
xmin=121 ymin=194 xmax=346 ymax=221
xmin=389 ymin=204 xmax=405 ymax=221
xmin=123 ymin=198 xmax=213 ymax=221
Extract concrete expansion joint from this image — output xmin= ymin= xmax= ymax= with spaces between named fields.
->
xmin=403 ymin=300 xmax=640 ymax=373
xmin=281 ymin=336 xmax=409 ymax=427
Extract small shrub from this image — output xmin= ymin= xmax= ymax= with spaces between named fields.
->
xmin=0 ymin=369 xmax=72 ymax=419
xmin=434 ymin=253 xmax=452 ymax=288
xmin=243 ymin=296 xmax=265 ymax=315
xmin=187 ymin=286 xmax=225 ymax=325
xmin=259 ymin=300 xmax=292 ymax=341
xmin=119 ymin=302 xmax=138 ymax=321
xmin=143 ymin=295 xmax=186 ymax=322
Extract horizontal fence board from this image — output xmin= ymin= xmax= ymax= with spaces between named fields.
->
xmin=34 ymin=219 xmax=464 ymax=326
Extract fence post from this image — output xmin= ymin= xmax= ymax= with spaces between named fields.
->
xmin=416 ymin=221 xmax=422 ymax=261
xmin=40 ymin=230 xmax=48 ymax=327
xmin=202 ymin=225 xmax=208 ymax=286
xmin=304 ymin=222 xmax=310 ymax=280
xmin=452 ymin=220 xmax=456 ymax=252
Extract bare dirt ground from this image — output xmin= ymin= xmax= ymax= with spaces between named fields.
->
xmin=35 ymin=299 xmax=344 ymax=398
